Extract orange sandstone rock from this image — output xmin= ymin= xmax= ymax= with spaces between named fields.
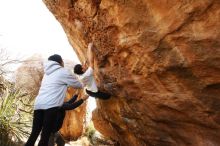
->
xmin=59 ymin=87 xmax=87 ymax=140
xmin=43 ymin=0 xmax=220 ymax=145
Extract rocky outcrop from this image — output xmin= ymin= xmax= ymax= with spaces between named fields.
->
xmin=59 ymin=87 xmax=87 ymax=140
xmin=43 ymin=0 xmax=220 ymax=145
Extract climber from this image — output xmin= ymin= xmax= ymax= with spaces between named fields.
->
xmin=49 ymin=94 xmax=89 ymax=146
xmin=25 ymin=54 xmax=84 ymax=146
xmin=73 ymin=43 xmax=111 ymax=100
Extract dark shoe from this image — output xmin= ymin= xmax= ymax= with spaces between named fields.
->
xmin=55 ymin=132 xmax=65 ymax=146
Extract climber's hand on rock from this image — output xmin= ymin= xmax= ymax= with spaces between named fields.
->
xmin=87 ymin=42 xmax=95 ymax=69
xmin=83 ymin=60 xmax=88 ymax=67
xmin=88 ymin=42 xmax=93 ymax=50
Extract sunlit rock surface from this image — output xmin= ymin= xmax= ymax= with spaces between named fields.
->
xmin=60 ymin=87 xmax=87 ymax=140
xmin=43 ymin=0 xmax=220 ymax=145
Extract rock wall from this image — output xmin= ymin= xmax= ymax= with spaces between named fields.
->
xmin=60 ymin=87 xmax=87 ymax=140
xmin=43 ymin=0 xmax=220 ymax=145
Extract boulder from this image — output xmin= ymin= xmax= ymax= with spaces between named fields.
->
xmin=43 ymin=0 xmax=220 ymax=145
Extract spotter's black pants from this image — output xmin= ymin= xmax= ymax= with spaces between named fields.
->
xmin=25 ymin=107 xmax=59 ymax=146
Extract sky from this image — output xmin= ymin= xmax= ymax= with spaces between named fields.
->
xmin=0 ymin=0 xmax=79 ymax=63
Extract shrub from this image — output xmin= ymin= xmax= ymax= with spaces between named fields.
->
xmin=0 ymin=83 xmax=33 ymax=146
xmin=84 ymin=121 xmax=96 ymax=142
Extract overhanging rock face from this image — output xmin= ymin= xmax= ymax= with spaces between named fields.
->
xmin=43 ymin=0 xmax=220 ymax=145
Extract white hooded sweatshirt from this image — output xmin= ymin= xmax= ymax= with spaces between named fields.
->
xmin=34 ymin=61 xmax=82 ymax=110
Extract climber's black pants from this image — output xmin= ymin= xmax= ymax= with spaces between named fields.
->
xmin=25 ymin=107 xmax=59 ymax=146
xmin=86 ymin=89 xmax=111 ymax=100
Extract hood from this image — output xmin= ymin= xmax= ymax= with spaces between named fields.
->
xmin=44 ymin=61 xmax=62 ymax=75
